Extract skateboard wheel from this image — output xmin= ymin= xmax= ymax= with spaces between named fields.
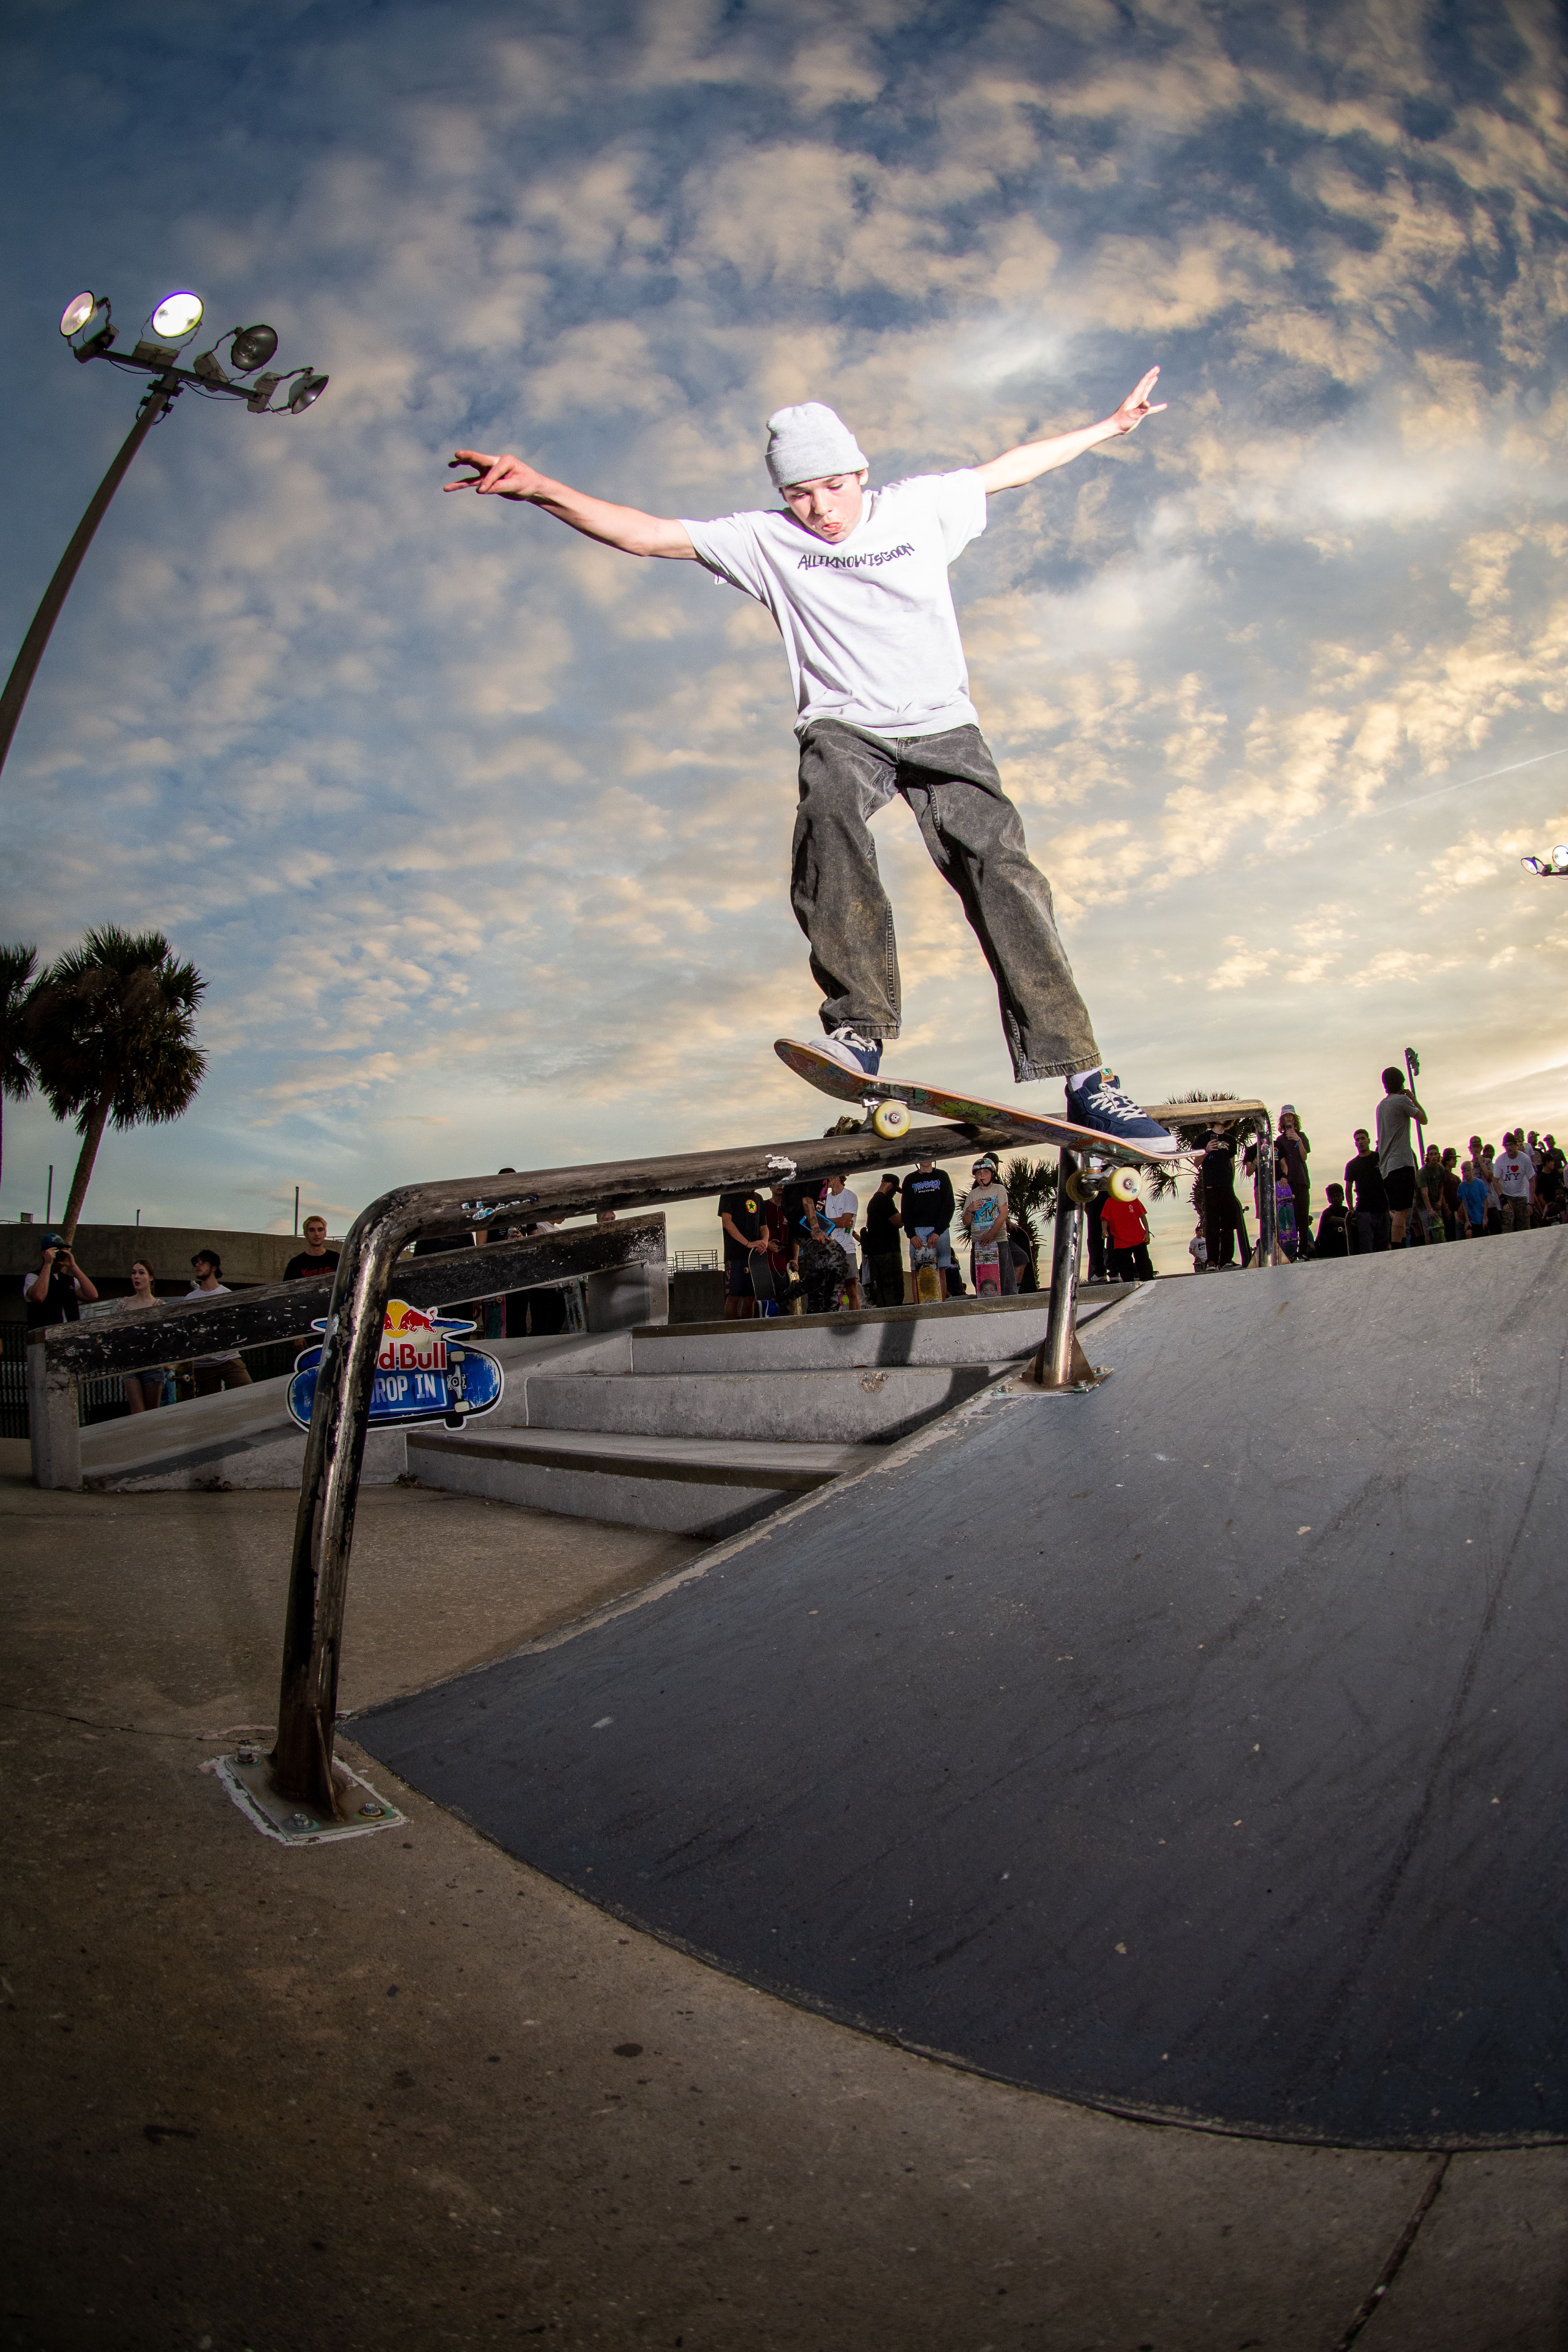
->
xmin=1064 ymin=1169 xmax=1096 ymax=1205
xmin=871 ymin=1100 xmax=912 ymax=1139
xmin=1109 ymin=1166 xmax=1142 ymax=1202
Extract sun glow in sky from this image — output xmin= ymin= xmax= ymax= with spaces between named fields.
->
xmin=2 ymin=0 xmax=1566 ymax=1258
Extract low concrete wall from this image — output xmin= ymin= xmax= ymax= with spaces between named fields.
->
xmin=630 ymin=1292 xmax=1115 ymax=1376
xmin=2 ymin=1220 xmax=312 ymax=1305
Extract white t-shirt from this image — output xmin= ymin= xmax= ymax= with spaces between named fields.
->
xmin=823 ymin=1187 xmax=859 ymax=1260
xmin=186 ymin=1279 xmax=242 ymax=1366
xmin=1495 ymin=1151 xmax=1535 ymax=1197
xmin=682 ymin=472 xmax=987 ymax=738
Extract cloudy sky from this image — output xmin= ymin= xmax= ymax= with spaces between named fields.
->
xmin=2 ymin=0 xmax=1566 ymax=1260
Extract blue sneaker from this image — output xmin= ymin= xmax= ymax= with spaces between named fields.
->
xmin=1065 ymin=1068 xmax=1180 ymax=1158
xmin=821 ymin=1026 xmax=883 ymax=1080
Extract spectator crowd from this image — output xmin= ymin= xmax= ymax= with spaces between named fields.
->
xmin=1191 ymin=1063 xmax=1565 ymax=1270
xmin=712 ymin=1060 xmax=1565 ymax=1316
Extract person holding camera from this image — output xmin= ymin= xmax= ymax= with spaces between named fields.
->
xmin=22 ymin=1234 xmax=98 ymax=1327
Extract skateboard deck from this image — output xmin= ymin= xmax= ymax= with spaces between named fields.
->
xmin=908 ymin=1230 xmax=945 ymax=1305
xmin=775 ymin=1039 xmax=1158 ymax=1171
xmin=749 ymin=1250 xmax=777 ymax=1303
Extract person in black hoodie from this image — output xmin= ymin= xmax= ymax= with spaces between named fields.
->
xmin=901 ymin=1153 xmax=956 ymax=1275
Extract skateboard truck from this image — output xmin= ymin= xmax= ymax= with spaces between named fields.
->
xmin=1029 ymin=1143 xmax=1109 ymax=1392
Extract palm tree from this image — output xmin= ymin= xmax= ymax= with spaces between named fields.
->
xmin=24 ymin=926 xmax=206 ymax=1238
xmin=1003 ymin=1156 xmax=1060 ymax=1244
xmin=0 ymin=943 xmax=39 ymax=1203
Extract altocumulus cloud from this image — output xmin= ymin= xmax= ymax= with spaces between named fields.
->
xmin=2 ymin=0 xmax=1567 ymax=1246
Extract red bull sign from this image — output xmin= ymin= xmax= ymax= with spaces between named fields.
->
xmin=287 ymin=1298 xmax=504 ymax=1432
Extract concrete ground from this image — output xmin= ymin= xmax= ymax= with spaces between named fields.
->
xmin=2 ymin=1441 xmax=1563 ymax=2352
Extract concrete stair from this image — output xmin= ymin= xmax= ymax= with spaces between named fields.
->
xmin=75 ymin=1287 xmax=1125 ymax=1530
xmin=403 ymin=1292 xmax=1121 ymax=1537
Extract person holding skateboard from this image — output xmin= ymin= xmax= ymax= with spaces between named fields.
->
xmin=446 ymin=378 xmax=1181 ymax=1158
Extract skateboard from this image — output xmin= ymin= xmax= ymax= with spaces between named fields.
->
xmin=775 ymin=1039 xmax=1151 ymax=1195
xmin=749 ymin=1249 xmax=777 ymax=1304
xmin=908 ymin=1230 xmax=944 ymax=1305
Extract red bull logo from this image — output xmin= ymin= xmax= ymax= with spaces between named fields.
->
xmin=287 ymin=1297 xmax=503 ymax=1433
xmin=377 ymin=1300 xmax=452 ymax=1373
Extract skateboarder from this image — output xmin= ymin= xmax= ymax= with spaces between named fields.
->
xmin=447 ymin=380 xmax=1181 ymax=1157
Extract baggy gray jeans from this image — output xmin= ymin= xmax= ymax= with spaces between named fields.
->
xmin=789 ymin=719 xmax=1100 ymax=1082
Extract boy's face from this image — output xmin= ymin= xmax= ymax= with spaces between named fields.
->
xmin=780 ymin=470 xmax=867 ymax=543
xmin=1354 ymin=1130 xmax=1370 ymax=1153
xmin=303 ymin=1218 xmax=327 ymax=1249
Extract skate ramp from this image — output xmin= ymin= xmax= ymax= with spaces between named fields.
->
xmin=355 ymin=1232 xmax=1568 ymax=2149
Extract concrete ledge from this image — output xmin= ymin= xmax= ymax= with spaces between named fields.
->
xmin=628 ymin=1291 xmax=1116 ymax=1374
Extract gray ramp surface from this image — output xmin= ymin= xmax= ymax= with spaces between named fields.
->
xmin=356 ymin=1234 xmax=1568 ymax=2149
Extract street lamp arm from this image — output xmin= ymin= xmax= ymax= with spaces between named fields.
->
xmin=0 ymin=374 xmax=178 ymax=783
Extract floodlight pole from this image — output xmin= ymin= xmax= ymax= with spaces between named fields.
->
xmin=0 ymin=312 xmax=325 ymax=788
xmin=0 ymin=373 xmax=178 ymax=782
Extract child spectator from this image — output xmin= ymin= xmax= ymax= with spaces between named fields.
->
xmin=1188 ymin=1222 xmax=1209 ymax=1273
xmin=1315 ymin=1184 xmax=1351 ymax=1258
xmin=1274 ymin=1176 xmax=1299 ymax=1260
xmin=1457 ymin=1164 xmax=1490 ymax=1238
xmin=960 ymin=1154 xmax=1009 ymax=1295
xmin=1101 ymin=1185 xmax=1155 ymax=1281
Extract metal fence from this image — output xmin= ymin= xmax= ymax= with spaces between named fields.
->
xmin=2 ymin=1321 xmax=310 ymax=1438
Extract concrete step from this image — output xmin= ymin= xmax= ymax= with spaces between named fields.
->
xmin=524 ymin=1363 xmax=1009 ymax=1445
xmin=627 ymin=1290 xmax=1114 ymax=1375
xmin=405 ymin=1424 xmax=875 ymax=1539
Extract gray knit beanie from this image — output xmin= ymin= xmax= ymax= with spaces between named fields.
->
xmin=765 ymin=402 xmax=868 ymax=490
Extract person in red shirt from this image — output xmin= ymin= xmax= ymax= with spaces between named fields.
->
xmin=1101 ymin=1189 xmax=1155 ymax=1282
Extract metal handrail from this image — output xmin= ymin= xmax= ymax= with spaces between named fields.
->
xmin=270 ymin=1117 xmax=1034 ymax=1814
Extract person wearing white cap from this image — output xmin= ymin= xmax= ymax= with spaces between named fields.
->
xmin=446 ymin=372 xmax=1180 ymax=1156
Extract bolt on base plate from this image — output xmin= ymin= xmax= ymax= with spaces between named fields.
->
xmin=212 ymin=1749 xmax=405 ymax=1846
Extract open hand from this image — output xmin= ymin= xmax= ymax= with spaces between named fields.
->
xmin=445 ymin=449 xmax=541 ymax=498
xmin=1109 ymin=368 xmax=1167 ymax=436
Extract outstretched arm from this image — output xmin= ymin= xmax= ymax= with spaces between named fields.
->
xmin=445 ymin=450 xmax=697 ymax=560
xmin=973 ymin=368 xmax=1167 ymax=494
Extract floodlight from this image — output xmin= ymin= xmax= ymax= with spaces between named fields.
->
xmin=60 ymin=290 xmax=98 ymax=338
xmin=1554 ymin=844 xmax=1568 ymax=871
xmin=229 ymin=322 xmax=278 ymax=372
xmin=286 ymin=370 xmax=328 ymax=414
xmin=149 ymin=290 xmax=204 ymax=346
